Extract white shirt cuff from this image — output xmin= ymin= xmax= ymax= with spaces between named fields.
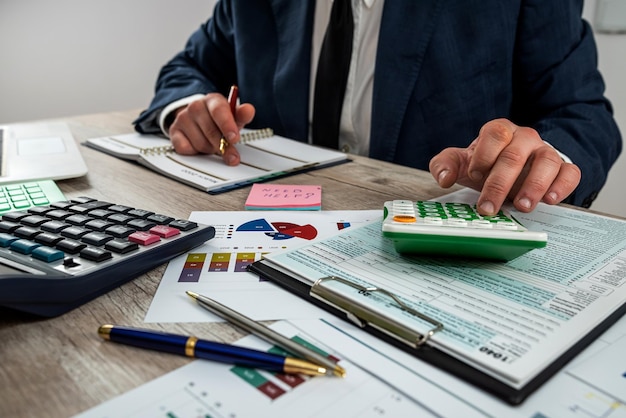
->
xmin=158 ymin=94 xmax=206 ymax=137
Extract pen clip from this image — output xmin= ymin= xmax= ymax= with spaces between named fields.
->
xmin=310 ymin=276 xmax=444 ymax=348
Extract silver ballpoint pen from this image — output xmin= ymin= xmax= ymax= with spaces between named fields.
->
xmin=186 ymin=290 xmax=346 ymax=377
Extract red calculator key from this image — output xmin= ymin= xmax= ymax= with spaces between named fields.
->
xmin=128 ymin=231 xmax=161 ymax=245
xmin=149 ymin=225 xmax=180 ymax=238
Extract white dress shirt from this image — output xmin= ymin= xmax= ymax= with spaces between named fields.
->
xmin=310 ymin=0 xmax=383 ymax=155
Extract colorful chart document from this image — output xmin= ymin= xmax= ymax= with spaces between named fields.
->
xmin=144 ymin=211 xmax=380 ymax=323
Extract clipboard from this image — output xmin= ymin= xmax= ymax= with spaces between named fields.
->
xmin=310 ymin=276 xmax=444 ymax=347
xmin=247 ymin=259 xmax=626 ymax=405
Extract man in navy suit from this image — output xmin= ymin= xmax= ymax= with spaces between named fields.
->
xmin=135 ymin=0 xmax=621 ymax=215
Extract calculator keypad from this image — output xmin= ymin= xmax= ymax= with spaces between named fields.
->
xmin=0 ymin=197 xmax=199 ymax=271
xmin=390 ymin=200 xmax=520 ymax=230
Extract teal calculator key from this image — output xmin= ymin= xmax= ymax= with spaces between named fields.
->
xmin=31 ymin=246 xmax=65 ymax=262
xmin=0 ymin=233 xmax=19 ymax=247
xmin=10 ymin=239 xmax=41 ymax=254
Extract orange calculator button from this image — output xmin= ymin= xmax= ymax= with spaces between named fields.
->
xmin=393 ymin=215 xmax=416 ymax=223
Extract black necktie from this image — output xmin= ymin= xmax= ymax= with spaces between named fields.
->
xmin=312 ymin=0 xmax=354 ymax=149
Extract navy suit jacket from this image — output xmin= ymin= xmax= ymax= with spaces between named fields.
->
xmin=135 ymin=0 xmax=622 ymax=207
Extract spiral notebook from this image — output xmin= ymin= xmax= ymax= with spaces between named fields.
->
xmin=85 ymin=129 xmax=348 ymax=194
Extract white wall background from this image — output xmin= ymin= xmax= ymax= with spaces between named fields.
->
xmin=0 ymin=0 xmax=216 ymax=123
xmin=582 ymin=0 xmax=626 ymax=218
xmin=1 ymin=0 xmax=625 ymax=216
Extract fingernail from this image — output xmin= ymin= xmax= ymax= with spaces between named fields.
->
xmin=470 ymin=171 xmax=483 ymax=181
xmin=227 ymin=154 xmax=237 ymax=165
xmin=479 ymin=201 xmax=495 ymax=215
xmin=518 ymin=197 xmax=532 ymax=210
xmin=437 ymin=169 xmax=450 ymax=184
xmin=547 ymin=192 xmax=558 ymax=202
xmin=226 ymin=131 xmax=237 ymax=141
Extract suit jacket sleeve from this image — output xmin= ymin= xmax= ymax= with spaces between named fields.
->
xmin=133 ymin=1 xmax=312 ymax=140
xmin=511 ymin=1 xmax=622 ymax=207
xmin=371 ymin=0 xmax=621 ymax=208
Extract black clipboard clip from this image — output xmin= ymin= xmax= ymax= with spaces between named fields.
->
xmin=310 ymin=276 xmax=444 ymax=348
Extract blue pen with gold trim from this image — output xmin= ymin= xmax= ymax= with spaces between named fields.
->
xmin=98 ymin=324 xmax=328 ymax=376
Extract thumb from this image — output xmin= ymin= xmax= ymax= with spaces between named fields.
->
xmin=235 ymin=103 xmax=256 ymax=130
xmin=429 ymin=147 xmax=467 ymax=188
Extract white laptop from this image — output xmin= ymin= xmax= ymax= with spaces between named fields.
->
xmin=0 ymin=121 xmax=88 ymax=185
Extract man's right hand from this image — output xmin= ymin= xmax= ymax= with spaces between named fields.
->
xmin=168 ymin=92 xmax=256 ymax=166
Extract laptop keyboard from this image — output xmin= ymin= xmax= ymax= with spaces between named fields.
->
xmin=0 ymin=196 xmax=215 ymax=317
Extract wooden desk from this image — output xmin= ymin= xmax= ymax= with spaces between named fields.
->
xmin=0 ymin=110 xmax=457 ymax=417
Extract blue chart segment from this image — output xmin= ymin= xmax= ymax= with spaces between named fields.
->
xmin=237 ymin=219 xmax=318 ymax=240
xmin=236 ymin=218 xmax=274 ymax=232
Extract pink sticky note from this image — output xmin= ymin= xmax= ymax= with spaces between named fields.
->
xmin=245 ymin=184 xmax=322 ymax=210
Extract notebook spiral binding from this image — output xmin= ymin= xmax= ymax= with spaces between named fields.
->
xmin=239 ymin=128 xmax=274 ymax=143
xmin=138 ymin=128 xmax=275 ymax=155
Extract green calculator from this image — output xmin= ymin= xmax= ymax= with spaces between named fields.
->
xmin=382 ymin=200 xmax=547 ymax=261
xmin=0 ymin=180 xmax=66 ymax=214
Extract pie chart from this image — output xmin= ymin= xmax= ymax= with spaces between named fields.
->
xmin=236 ymin=219 xmax=318 ymax=240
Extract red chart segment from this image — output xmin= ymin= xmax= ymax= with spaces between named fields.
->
xmin=236 ymin=219 xmax=318 ymax=241
xmin=337 ymin=222 xmax=351 ymax=230
xmin=271 ymin=222 xmax=317 ymax=240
